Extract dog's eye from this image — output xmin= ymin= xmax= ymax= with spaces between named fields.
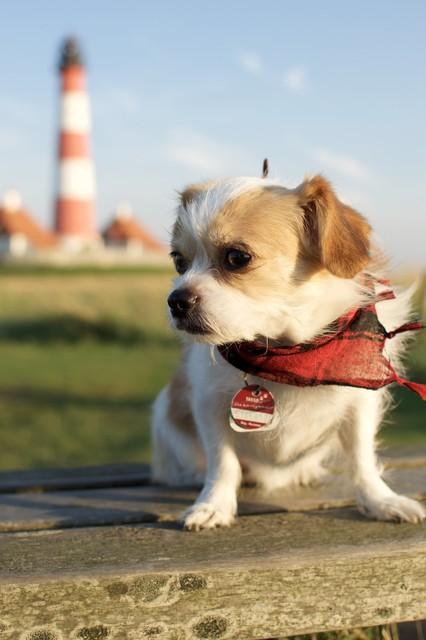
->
xmin=170 ymin=251 xmax=188 ymax=274
xmin=224 ymin=248 xmax=252 ymax=271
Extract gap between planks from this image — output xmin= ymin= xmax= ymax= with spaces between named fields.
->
xmin=0 ymin=464 xmax=425 ymax=533
xmin=1 ymin=445 xmax=426 ymax=494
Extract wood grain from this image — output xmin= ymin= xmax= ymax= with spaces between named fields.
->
xmin=0 ymin=508 xmax=425 ymax=639
xmin=0 ymin=463 xmax=150 ymax=493
xmin=1 ymin=446 xmax=424 ymax=494
xmin=1 ymin=451 xmax=425 ymax=638
xmin=0 ymin=465 xmax=425 ymax=533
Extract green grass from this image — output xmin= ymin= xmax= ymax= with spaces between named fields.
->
xmin=0 ymin=268 xmax=424 ymax=470
xmin=0 ymin=342 xmax=179 ymax=469
xmin=0 ymin=269 xmax=179 ymax=470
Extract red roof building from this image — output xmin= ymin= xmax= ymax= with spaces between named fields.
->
xmin=0 ymin=191 xmax=57 ymax=256
xmin=102 ymin=203 xmax=165 ymax=253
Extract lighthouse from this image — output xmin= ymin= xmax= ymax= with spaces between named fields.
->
xmin=54 ymin=38 xmax=96 ymax=248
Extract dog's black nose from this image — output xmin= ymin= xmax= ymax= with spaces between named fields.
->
xmin=168 ymin=289 xmax=199 ymax=317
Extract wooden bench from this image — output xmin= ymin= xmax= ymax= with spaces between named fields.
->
xmin=1 ymin=447 xmax=425 ymax=640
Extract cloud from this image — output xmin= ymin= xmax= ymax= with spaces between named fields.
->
xmin=164 ymin=130 xmax=251 ymax=174
xmin=237 ymin=55 xmax=308 ymax=95
xmin=237 ymin=51 xmax=263 ymax=76
xmin=283 ymin=66 xmax=307 ymax=93
xmin=312 ymin=147 xmax=372 ymax=182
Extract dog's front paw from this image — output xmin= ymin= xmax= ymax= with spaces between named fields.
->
xmin=357 ymin=491 xmax=426 ymax=524
xmin=183 ymin=502 xmax=236 ymax=531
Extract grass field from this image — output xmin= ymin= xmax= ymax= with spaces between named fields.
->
xmin=0 ymin=267 xmax=424 ymax=471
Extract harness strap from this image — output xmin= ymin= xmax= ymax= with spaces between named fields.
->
xmin=386 ymin=321 xmax=424 ymax=339
xmin=392 ymin=372 xmax=426 ymax=400
xmin=386 ymin=354 xmax=426 ymax=400
xmin=375 ymin=290 xmax=396 ymax=302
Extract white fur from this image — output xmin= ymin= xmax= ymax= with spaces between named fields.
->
xmin=152 ymin=177 xmax=425 ymax=530
xmin=180 ymin=177 xmax=281 ymax=237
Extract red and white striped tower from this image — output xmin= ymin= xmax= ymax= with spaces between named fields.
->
xmin=54 ymin=38 xmax=97 ymax=247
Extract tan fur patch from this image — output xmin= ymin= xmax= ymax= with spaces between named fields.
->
xmin=297 ymin=175 xmax=371 ymax=278
xmin=204 ymin=186 xmax=304 ymax=296
xmin=179 ymin=181 xmax=215 ymax=210
xmin=167 ymin=350 xmax=196 ymax=436
xmin=172 ymin=177 xmax=371 ymax=296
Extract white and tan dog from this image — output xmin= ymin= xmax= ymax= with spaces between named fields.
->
xmin=151 ymin=174 xmax=425 ymax=530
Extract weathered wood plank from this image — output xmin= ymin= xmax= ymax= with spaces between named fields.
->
xmin=0 ymin=507 xmax=425 ymax=639
xmin=381 ymin=445 xmax=426 ymax=469
xmin=0 ymin=462 xmax=150 ymax=493
xmin=0 ymin=446 xmax=425 ymax=494
xmin=0 ymin=465 xmax=425 ymax=533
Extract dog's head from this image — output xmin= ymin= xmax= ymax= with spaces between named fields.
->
xmin=168 ymin=175 xmax=371 ymax=344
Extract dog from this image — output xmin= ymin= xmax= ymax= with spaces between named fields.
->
xmin=151 ymin=173 xmax=425 ymax=530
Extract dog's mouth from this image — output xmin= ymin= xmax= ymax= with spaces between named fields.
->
xmin=174 ymin=315 xmax=212 ymax=336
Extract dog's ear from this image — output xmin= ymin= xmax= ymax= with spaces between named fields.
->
xmin=179 ymin=181 xmax=213 ymax=210
xmin=297 ymin=175 xmax=371 ymax=278
xmin=179 ymin=185 xmax=203 ymax=209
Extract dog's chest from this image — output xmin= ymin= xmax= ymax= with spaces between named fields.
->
xmin=189 ymin=345 xmax=352 ymax=465
xmin=231 ymin=379 xmax=349 ymax=464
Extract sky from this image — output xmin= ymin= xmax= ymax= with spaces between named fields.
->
xmin=0 ymin=0 xmax=425 ymax=265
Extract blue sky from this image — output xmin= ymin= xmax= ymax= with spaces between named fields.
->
xmin=0 ymin=0 xmax=425 ymax=265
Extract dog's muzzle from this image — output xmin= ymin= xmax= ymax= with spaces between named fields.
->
xmin=167 ymin=288 xmax=210 ymax=335
xmin=167 ymin=288 xmax=199 ymax=318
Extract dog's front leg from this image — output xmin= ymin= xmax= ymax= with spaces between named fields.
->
xmin=341 ymin=390 xmax=425 ymax=523
xmin=183 ymin=403 xmax=241 ymax=531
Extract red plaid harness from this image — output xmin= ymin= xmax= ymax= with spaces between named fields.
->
xmin=218 ymin=285 xmax=426 ymax=400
